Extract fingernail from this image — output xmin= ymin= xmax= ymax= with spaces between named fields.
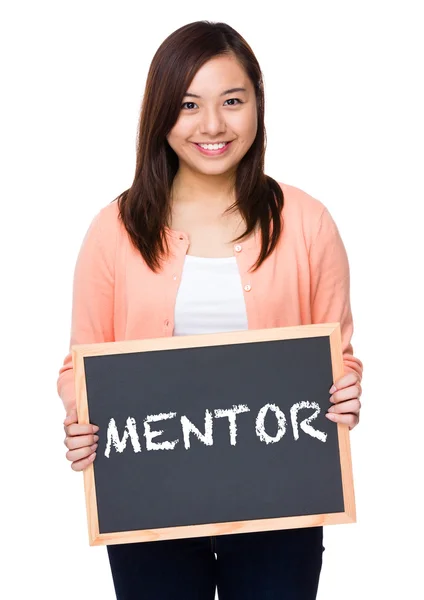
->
xmin=94 ymin=435 xmax=99 ymax=442
xmin=326 ymin=413 xmax=336 ymax=420
xmin=90 ymin=452 xmax=96 ymax=461
xmin=329 ymin=385 xmax=336 ymax=394
xmin=92 ymin=425 xmax=99 ymax=433
xmin=91 ymin=443 xmax=98 ymax=451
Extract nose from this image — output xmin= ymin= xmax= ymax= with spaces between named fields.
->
xmin=199 ymin=106 xmax=226 ymax=137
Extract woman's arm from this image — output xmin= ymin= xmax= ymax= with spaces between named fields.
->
xmin=57 ymin=208 xmax=115 ymax=414
xmin=309 ymin=206 xmax=363 ymax=382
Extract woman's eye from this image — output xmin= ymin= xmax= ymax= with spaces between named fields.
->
xmin=181 ymin=98 xmax=243 ymax=110
xmin=224 ymin=98 xmax=242 ymax=106
xmin=181 ymin=102 xmax=198 ymax=110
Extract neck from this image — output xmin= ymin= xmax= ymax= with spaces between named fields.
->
xmin=171 ymin=166 xmax=236 ymax=208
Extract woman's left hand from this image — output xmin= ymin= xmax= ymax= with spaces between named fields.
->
xmin=326 ymin=372 xmax=362 ymax=430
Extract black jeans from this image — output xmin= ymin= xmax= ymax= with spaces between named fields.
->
xmin=107 ymin=526 xmax=324 ymax=599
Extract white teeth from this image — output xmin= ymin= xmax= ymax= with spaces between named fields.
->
xmin=198 ymin=142 xmax=227 ymax=150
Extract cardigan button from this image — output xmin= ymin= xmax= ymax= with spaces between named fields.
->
xmin=244 ymin=284 xmax=251 ymax=292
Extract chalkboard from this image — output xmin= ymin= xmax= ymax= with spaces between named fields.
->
xmin=73 ymin=324 xmax=356 ymax=546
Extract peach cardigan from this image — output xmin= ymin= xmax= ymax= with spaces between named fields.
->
xmin=57 ymin=182 xmax=363 ymax=413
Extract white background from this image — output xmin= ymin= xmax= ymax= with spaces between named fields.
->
xmin=1 ymin=1 xmax=423 ymax=598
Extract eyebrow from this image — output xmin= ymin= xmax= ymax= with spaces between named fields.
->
xmin=183 ymin=87 xmax=247 ymax=99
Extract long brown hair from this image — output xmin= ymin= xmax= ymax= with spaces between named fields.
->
xmin=116 ymin=20 xmax=284 ymax=272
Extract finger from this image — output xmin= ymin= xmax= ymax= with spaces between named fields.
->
xmin=328 ymin=399 xmax=361 ymax=415
xmin=329 ymin=372 xmax=359 ymax=393
xmin=330 ymin=385 xmax=361 ymax=404
xmin=63 ymin=409 xmax=78 ymax=426
xmin=66 ymin=444 xmax=98 ymax=463
xmin=325 ymin=412 xmax=359 ymax=429
xmin=64 ymin=433 xmax=99 ymax=450
xmin=65 ymin=423 xmax=99 ymax=437
xmin=71 ymin=452 xmax=97 ymax=472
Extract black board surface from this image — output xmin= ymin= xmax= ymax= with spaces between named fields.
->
xmin=83 ymin=335 xmax=344 ymax=535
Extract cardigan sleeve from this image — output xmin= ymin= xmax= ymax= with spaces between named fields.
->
xmin=309 ymin=207 xmax=363 ymax=382
xmin=56 ymin=209 xmax=115 ymax=414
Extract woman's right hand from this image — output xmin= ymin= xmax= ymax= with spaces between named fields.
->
xmin=63 ymin=408 xmax=99 ymax=471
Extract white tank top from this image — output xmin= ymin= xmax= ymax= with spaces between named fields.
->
xmin=173 ymin=255 xmax=249 ymax=336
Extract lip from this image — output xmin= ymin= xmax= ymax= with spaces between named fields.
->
xmin=192 ymin=141 xmax=233 ymax=156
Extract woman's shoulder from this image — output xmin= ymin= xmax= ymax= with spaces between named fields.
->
xmin=275 ymin=181 xmax=336 ymax=242
xmin=276 ymin=181 xmax=342 ymax=245
xmin=277 ymin=181 xmax=327 ymax=220
xmin=95 ymin=198 xmax=121 ymax=226
xmin=79 ymin=199 xmax=126 ymax=260
xmin=89 ymin=198 xmax=124 ymax=240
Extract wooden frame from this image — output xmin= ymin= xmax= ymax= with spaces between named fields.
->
xmin=72 ymin=322 xmax=356 ymax=546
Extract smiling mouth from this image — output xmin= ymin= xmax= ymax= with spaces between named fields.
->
xmin=194 ymin=141 xmax=232 ymax=150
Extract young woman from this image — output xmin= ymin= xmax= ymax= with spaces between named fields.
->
xmin=58 ymin=20 xmax=363 ymax=600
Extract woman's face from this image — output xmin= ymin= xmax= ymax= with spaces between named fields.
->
xmin=167 ymin=54 xmax=258 ymax=178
